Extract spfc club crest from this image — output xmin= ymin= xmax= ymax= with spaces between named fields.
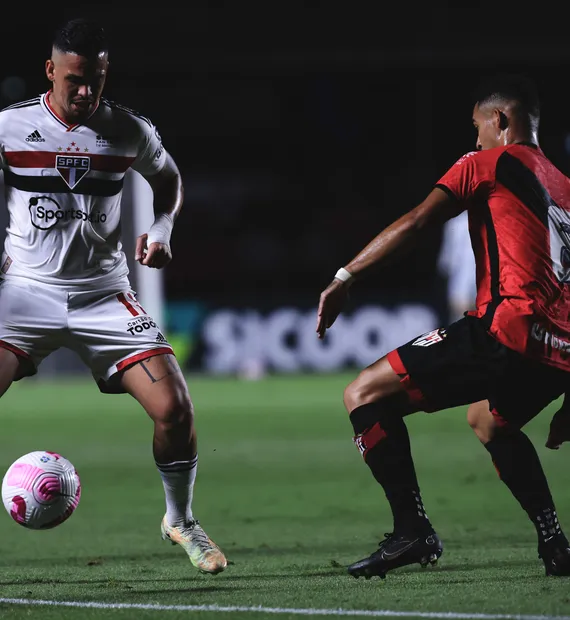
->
xmin=55 ymin=142 xmax=90 ymax=189
xmin=412 ymin=328 xmax=447 ymax=347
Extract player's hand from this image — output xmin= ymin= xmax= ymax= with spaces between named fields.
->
xmin=545 ymin=408 xmax=570 ymax=450
xmin=316 ymin=278 xmax=351 ymax=339
xmin=135 ymin=233 xmax=172 ymax=269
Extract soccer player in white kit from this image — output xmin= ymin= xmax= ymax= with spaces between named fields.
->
xmin=0 ymin=18 xmax=227 ymax=575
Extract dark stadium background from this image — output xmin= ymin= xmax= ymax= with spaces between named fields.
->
xmin=2 ymin=7 xmax=570 ymax=618
xmin=2 ymin=4 xmax=570 ymax=375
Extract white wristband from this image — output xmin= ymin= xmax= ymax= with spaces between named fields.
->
xmin=334 ymin=267 xmax=353 ymax=283
xmin=146 ymin=213 xmax=174 ymax=247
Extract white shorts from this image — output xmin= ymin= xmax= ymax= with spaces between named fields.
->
xmin=0 ymin=278 xmax=174 ymax=393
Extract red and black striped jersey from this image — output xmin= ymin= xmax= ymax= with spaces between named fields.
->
xmin=436 ymin=143 xmax=570 ymax=371
xmin=0 ymin=92 xmax=167 ymax=290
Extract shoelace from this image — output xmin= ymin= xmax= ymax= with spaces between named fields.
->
xmin=377 ymin=532 xmax=394 ymax=548
xmin=180 ymin=520 xmax=212 ymax=551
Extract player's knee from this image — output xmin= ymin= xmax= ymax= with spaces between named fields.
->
xmin=466 ymin=403 xmax=482 ymax=430
xmin=344 ymin=368 xmax=392 ymax=412
xmin=467 ymin=402 xmax=508 ymax=443
xmin=343 ymin=378 xmax=367 ymax=412
xmin=152 ymin=390 xmax=194 ymax=429
xmin=468 ymin=413 xmax=492 ymax=444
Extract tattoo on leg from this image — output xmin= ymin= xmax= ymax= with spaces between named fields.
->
xmin=138 ymin=356 xmax=181 ymax=383
xmin=165 ymin=355 xmax=180 ymax=374
xmin=139 ymin=360 xmax=157 ymax=382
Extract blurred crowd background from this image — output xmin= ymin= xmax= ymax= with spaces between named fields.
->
xmin=2 ymin=4 xmax=570 ymax=377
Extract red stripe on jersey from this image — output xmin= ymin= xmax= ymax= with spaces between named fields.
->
xmin=116 ymin=292 xmax=139 ymax=316
xmin=4 ymin=151 xmax=136 ymax=173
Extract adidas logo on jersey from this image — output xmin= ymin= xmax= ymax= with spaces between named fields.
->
xmin=26 ymin=130 xmax=45 ymax=142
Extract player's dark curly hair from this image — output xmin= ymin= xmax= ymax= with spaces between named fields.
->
xmin=52 ymin=18 xmax=108 ymax=57
xmin=474 ymin=73 xmax=540 ymax=123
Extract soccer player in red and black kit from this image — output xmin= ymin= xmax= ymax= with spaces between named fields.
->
xmin=316 ymin=74 xmax=570 ymax=579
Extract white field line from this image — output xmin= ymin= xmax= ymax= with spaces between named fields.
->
xmin=0 ymin=598 xmax=568 ymax=619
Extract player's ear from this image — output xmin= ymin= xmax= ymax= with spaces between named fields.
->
xmin=491 ymin=108 xmax=508 ymax=131
xmin=497 ymin=110 xmax=509 ymax=131
xmin=45 ymin=59 xmax=55 ymax=82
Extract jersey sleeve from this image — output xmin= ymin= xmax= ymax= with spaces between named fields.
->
xmin=130 ymin=117 xmax=167 ymax=177
xmin=435 ymin=151 xmax=495 ymax=211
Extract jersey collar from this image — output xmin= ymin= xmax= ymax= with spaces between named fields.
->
xmin=41 ymin=91 xmax=99 ymax=132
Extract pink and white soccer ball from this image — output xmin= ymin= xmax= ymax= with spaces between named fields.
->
xmin=1 ymin=451 xmax=81 ymax=530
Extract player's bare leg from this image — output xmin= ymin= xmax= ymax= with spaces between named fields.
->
xmin=466 ymin=400 xmax=495 ymax=443
xmin=120 ymin=353 xmax=227 ymax=574
xmin=0 ymin=348 xmax=24 ymax=398
xmin=343 ymin=355 xmax=443 ymax=579
xmin=468 ymin=400 xmax=570 ymax=576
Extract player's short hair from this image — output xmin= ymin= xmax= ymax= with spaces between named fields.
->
xmin=474 ymin=73 xmax=540 ymax=121
xmin=52 ymin=18 xmax=108 ymax=57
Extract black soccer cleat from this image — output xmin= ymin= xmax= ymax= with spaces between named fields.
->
xmin=348 ymin=531 xmax=443 ymax=579
xmin=539 ymin=535 xmax=570 ymax=576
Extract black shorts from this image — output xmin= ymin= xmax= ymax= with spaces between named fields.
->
xmin=386 ymin=315 xmax=570 ymax=427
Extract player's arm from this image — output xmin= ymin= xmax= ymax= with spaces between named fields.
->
xmin=135 ymin=150 xmax=184 ymax=269
xmin=343 ymin=187 xmax=458 ymax=281
xmin=316 ymin=187 xmax=460 ymax=339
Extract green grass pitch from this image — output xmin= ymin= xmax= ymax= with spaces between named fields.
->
xmin=0 ymin=373 xmax=569 ymax=619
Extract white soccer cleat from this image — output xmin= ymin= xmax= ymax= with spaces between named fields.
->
xmin=161 ymin=515 xmax=227 ymax=574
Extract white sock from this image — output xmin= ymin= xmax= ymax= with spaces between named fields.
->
xmin=156 ymin=456 xmax=198 ymax=527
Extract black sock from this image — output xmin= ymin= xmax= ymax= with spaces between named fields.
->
xmin=485 ymin=430 xmax=565 ymax=545
xmin=350 ymin=401 xmax=433 ymax=535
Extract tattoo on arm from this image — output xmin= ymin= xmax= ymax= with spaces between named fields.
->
xmin=138 ymin=355 xmax=181 ymax=383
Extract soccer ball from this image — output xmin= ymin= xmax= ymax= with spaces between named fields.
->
xmin=1 ymin=451 xmax=81 ymax=530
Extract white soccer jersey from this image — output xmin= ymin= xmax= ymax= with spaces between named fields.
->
xmin=0 ymin=92 xmax=167 ymax=289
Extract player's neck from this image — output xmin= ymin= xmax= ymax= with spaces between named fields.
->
xmin=506 ymin=127 xmax=539 ymax=148
xmin=47 ymin=91 xmax=76 ymax=126
xmin=513 ymin=140 xmax=539 ymax=149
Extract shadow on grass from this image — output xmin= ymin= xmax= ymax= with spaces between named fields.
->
xmin=0 ymin=561 xmax=543 ymax=590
